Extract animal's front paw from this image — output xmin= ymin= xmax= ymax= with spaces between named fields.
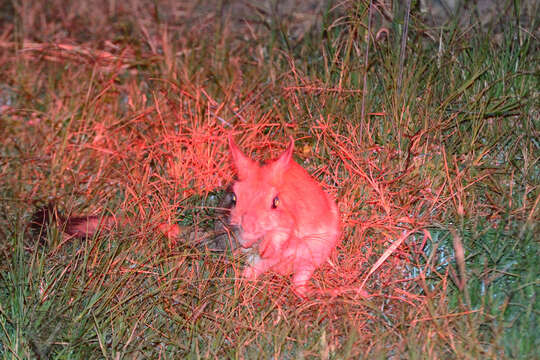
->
xmin=242 ymin=266 xmax=259 ymax=280
xmin=259 ymin=237 xmax=278 ymax=259
xmin=293 ymin=284 xmax=311 ymax=299
xmin=292 ymin=266 xmax=315 ymax=298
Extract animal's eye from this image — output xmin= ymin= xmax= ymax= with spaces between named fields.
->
xmin=230 ymin=193 xmax=237 ymax=206
xmin=271 ymin=196 xmax=279 ymax=209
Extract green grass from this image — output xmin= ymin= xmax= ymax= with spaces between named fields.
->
xmin=0 ymin=0 xmax=538 ymax=358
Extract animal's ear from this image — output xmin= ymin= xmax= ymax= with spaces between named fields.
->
xmin=228 ymin=135 xmax=256 ymax=180
xmin=269 ymin=136 xmax=294 ymax=176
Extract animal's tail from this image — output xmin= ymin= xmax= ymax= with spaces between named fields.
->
xmin=30 ymin=190 xmax=241 ymax=250
xmin=30 ymin=203 xmax=124 ymax=240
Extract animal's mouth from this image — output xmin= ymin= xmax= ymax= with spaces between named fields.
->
xmin=239 ymin=231 xmax=263 ymax=248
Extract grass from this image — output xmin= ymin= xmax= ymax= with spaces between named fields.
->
xmin=0 ymin=0 xmax=538 ymax=358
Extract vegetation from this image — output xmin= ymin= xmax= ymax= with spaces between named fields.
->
xmin=0 ymin=0 xmax=537 ymax=358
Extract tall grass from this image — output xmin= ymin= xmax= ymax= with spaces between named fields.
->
xmin=0 ymin=0 xmax=538 ymax=358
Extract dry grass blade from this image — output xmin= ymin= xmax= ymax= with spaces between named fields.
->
xmin=360 ymin=0 xmax=373 ymax=134
xmin=397 ymin=0 xmax=411 ymax=95
xmin=449 ymin=226 xmax=470 ymax=306
xmin=0 ymin=41 xmax=158 ymax=71
xmin=358 ymin=228 xmax=421 ymax=293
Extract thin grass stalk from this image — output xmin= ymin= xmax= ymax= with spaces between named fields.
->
xmin=397 ymin=0 xmax=411 ymax=96
xmin=360 ymin=0 xmax=373 ymax=140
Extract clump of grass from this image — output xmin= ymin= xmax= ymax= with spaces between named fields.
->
xmin=0 ymin=0 xmax=538 ymax=358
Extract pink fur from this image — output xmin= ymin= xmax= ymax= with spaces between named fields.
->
xmin=228 ymin=136 xmax=340 ymax=296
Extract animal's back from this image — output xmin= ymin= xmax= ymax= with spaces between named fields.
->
xmin=277 ymin=161 xmax=340 ymax=258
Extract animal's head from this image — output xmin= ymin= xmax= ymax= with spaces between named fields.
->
xmin=228 ymin=136 xmax=295 ymax=248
